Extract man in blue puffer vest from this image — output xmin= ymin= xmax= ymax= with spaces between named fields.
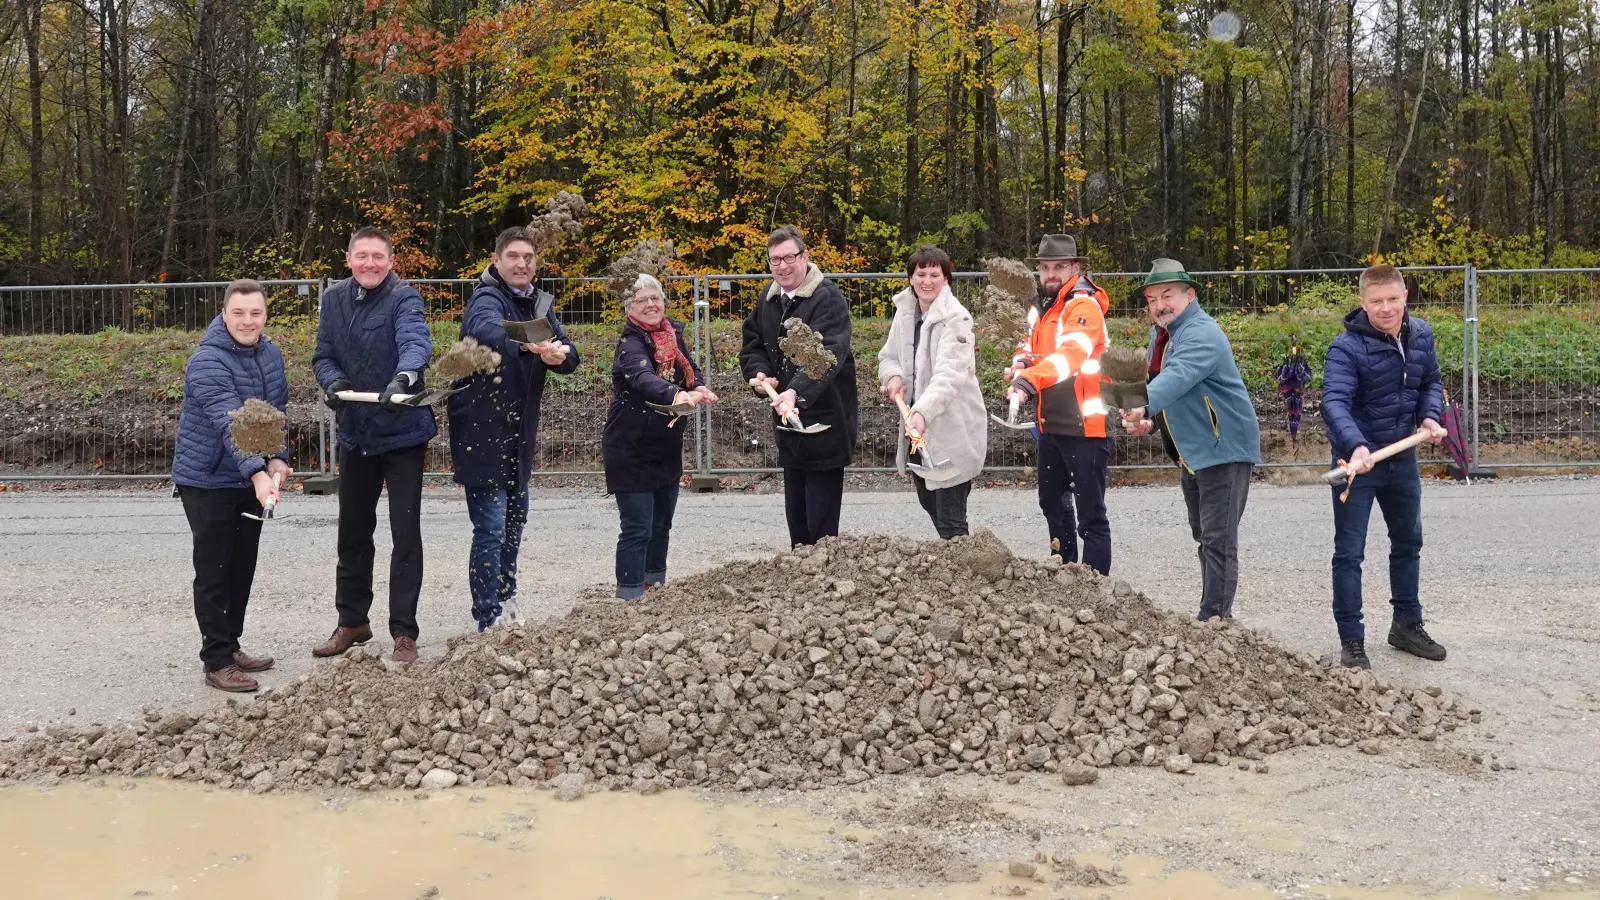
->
xmin=311 ymin=226 xmax=437 ymax=664
xmin=1322 ymin=264 xmax=1449 ymax=670
xmin=1120 ymin=259 xmax=1262 ymax=622
xmin=172 ymin=279 xmax=290 ymax=692
xmin=447 ymin=226 xmax=580 ymax=631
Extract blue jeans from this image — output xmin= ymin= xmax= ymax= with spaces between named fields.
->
xmin=1331 ymin=451 xmax=1424 ymax=642
xmin=615 ymin=486 xmax=679 ymax=600
xmin=465 ymin=486 xmax=529 ymax=630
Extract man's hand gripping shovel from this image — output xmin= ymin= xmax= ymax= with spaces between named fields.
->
xmin=751 ymin=377 xmax=831 ymax=435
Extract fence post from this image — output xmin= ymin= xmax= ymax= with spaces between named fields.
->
xmin=688 ymin=275 xmax=718 ymax=491
xmin=1464 ymin=264 xmax=1481 ymax=470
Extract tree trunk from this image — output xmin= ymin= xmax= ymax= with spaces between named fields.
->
xmin=1160 ymin=74 xmax=1177 ymax=252
xmin=1223 ymin=67 xmax=1237 ymax=269
xmin=901 ymin=11 xmax=921 ymax=243
xmin=300 ymin=32 xmax=343 ymax=262
xmin=24 ymin=0 xmax=45 ymax=273
xmin=160 ymin=0 xmax=209 ymax=280
xmin=1346 ymin=0 xmax=1357 ymax=252
xmin=1054 ymin=4 xmax=1073 ymax=230
xmin=1287 ymin=0 xmax=1307 ymax=267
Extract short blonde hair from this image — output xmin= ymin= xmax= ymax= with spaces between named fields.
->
xmin=1359 ymin=264 xmax=1405 ymax=296
xmin=623 ymin=273 xmax=666 ymax=308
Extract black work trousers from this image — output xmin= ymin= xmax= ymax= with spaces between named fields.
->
xmin=178 ymin=486 xmax=264 ymax=672
xmin=912 ymin=475 xmax=972 ymax=540
xmin=783 ymin=467 xmax=845 ymax=547
xmin=336 ymin=443 xmax=426 ymax=640
xmin=1180 ymin=461 xmax=1253 ymax=620
xmin=1035 ymin=433 xmax=1112 ymax=574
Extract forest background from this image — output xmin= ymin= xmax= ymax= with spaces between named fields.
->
xmin=3 ymin=0 xmax=1599 ymax=286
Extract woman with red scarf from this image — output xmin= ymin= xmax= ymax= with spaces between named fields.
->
xmin=602 ymin=274 xmax=718 ymax=599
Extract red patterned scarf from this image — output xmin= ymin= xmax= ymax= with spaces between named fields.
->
xmin=628 ymin=315 xmax=696 ymax=387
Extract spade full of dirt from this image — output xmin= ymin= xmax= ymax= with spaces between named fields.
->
xmin=434 ymin=337 xmax=503 ymax=383
xmin=226 ymin=399 xmax=285 ymax=458
xmin=779 ymin=317 xmax=836 ymax=380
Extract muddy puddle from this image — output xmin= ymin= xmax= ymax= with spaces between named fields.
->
xmin=1 ymin=782 xmax=1592 ymax=900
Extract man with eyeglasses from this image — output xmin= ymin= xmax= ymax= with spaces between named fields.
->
xmin=739 ymin=226 xmax=860 ymax=547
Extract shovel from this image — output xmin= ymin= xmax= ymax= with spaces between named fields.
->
xmin=1324 ymin=429 xmax=1433 ymax=502
xmin=892 ymin=394 xmax=958 ymax=482
xmin=503 ymin=317 xmax=556 ymax=345
xmin=336 ymin=387 xmax=460 ymax=408
xmin=988 ymin=391 xmax=1037 ymax=431
xmin=242 ymin=472 xmax=285 ymax=521
xmin=754 ymin=380 xmax=831 ymax=435
xmin=647 ymin=398 xmax=698 ymax=429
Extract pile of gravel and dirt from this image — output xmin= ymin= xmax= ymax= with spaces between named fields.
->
xmin=0 ymin=530 xmax=1478 ymax=795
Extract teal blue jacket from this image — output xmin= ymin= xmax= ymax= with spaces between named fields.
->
xmin=1144 ymin=301 xmax=1261 ymax=472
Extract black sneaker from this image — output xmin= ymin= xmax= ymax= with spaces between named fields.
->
xmin=1388 ymin=621 xmax=1447 ymax=661
xmin=1340 ymin=640 xmax=1371 ymax=669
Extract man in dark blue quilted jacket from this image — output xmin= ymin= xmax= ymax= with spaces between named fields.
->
xmin=172 ymin=279 xmax=290 ymax=692
xmin=1322 ymin=264 xmax=1450 ymax=670
xmin=311 ymin=226 xmax=436 ymax=664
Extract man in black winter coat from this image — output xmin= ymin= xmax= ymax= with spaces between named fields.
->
xmin=739 ymin=226 xmax=860 ymax=547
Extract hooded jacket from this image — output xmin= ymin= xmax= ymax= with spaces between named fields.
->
xmin=446 ymin=266 xmax=581 ymax=489
xmin=1321 ymin=308 xmax=1444 ymax=461
xmin=172 ymin=316 xmax=290 ymax=489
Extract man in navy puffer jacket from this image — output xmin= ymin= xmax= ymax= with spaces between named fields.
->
xmin=1322 ymin=264 xmax=1450 ymax=670
xmin=311 ymin=226 xmax=436 ymax=663
xmin=172 ymin=280 xmax=290 ymax=692
xmin=446 ymin=226 xmax=580 ymax=631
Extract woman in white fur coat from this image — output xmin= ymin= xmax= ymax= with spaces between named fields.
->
xmin=877 ymin=246 xmax=989 ymax=538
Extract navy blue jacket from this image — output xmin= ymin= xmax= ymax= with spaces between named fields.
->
xmin=603 ymin=318 xmax=702 ymax=495
xmin=313 ymin=273 xmax=437 ymax=456
xmin=446 ymin=266 xmax=580 ymax=489
xmin=1322 ymin=309 xmax=1444 ymax=460
xmin=172 ymin=316 xmax=290 ymax=489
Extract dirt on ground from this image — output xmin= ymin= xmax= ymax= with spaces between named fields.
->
xmin=0 ymin=530 xmax=1475 ymax=798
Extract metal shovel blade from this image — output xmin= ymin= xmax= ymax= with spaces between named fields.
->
xmin=646 ymin=401 xmax=698 ymax=417
xmin=241 ymin=502 xmax=287 ymax=522
xmin=988 ymin=412 xmax=1037 ymax=431
xmin=503 ymin=317 xmax=555 ymax=345
xmin=777 ymin=420 xmax=832 ymax=435
xmin=907 ymin=456 xmax=959 ymax=482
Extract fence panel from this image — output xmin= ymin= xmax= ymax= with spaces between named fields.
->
xmin=1469 ymin=269 xmax=1600 ymax=468
xmin=0 ymin=280 xmax=324 ymax=479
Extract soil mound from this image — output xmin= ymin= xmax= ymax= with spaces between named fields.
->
xmin=0 ymin=530 xmax=1476 ymax=794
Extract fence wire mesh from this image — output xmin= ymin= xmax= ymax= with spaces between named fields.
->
xmin=4 ymin=266 xmax=1599 ymax=481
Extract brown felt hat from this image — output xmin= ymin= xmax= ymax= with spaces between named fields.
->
xmin=1028 ymin=234 xmax=1088 ymax=262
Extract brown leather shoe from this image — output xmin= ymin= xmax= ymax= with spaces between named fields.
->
xmin=312 ymin=625 xmax=373 ymax=658
xmin=233 ymin=650 xmax=275 ymax=672
xmin=390 ymin=636 xmax=417 ymax=664
xmin=205 ymin=665 xmax=259 ymax=693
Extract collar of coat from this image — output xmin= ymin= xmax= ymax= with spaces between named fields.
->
xmin=892 ymin=284 xmax=961 ymax=326
xmin=765 ymin=263 xmax=825 ymax=302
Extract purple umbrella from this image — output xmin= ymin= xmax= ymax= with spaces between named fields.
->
xmin=1440 ymin=389 xmax=1471 ymax=482
xmin=1274 ymin=338 xmax=1312 ymax=442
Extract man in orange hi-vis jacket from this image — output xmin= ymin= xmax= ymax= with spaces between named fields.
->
xmin=1004 ymin=234 xmax=1113 ymax=574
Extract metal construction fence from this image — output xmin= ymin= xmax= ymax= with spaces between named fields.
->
xmin=1 ymin=265 xmax=1597 ymax=481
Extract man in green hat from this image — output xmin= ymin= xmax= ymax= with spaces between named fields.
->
xmin=1120 ymin=258 xmax=1261 ymax=621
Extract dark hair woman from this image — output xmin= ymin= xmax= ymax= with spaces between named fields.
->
xmin=602 ymin=274 xmax=718 ymax=599
xmin=171 ymin=279 xmax=290 ymax=692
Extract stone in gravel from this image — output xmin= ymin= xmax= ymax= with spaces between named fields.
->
xmin=552 ymin=773 xmax=586 ymax=802
xmin=1357 ymin=740 xmax=1384 ymax=755
xmin=420 ymin=768 xmax=459 ymax=791
xmin=416 ymin=888 xmax=440 ymax=900
xmin=1178 ymin=722 xmax=1215 ymax=760
xmin=1008 ymin=860 xmax=1037 ymax=878
xmin=749 ymin=630 xmax=779 ymax=656
xmin=1061 ymin=765 xmax=1099 ymax=786
xmin=249 ymin=771 xmax=274 ymax=793
xmin=873 ymin=625 xmax=897 ymax=644
xmin=1162 ymin=754 xmax=1194 ymax=775
xmin=638 ymin=717 xmax=672 ymax=757
xmin=1254 ymin=762 xmax=1269 ymax=774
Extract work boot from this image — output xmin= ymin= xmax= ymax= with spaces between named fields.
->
xmin=391 ymin=636 xmax=418 ymax=664
xmin=312 ymin=625 xmax=373 ymax=658
xmin=1340 ymin=640 xmax=1371 ymax=670
xmin=1388 ymin=621 xmax=1447 ymax=661
xmin=232 ymin=649 xmax=275 ymax=672
xmin=205 ymin=665 xmax=259 ymax=693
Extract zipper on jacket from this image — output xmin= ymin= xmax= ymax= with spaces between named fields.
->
xmin=1160 ymin=410 xmax=1195 ymax=475
xmin=1203 ymin=395 xmax=1220 ymax=440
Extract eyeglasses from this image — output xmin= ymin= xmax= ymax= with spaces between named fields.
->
xmin=768 ymin=251 xmax=804 ymax=267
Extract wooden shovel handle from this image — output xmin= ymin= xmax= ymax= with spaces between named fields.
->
xmin=757 ymin=381 xmax=802 ymax=429
xmin=1322 ymin=429 xmax=1430 ymax=484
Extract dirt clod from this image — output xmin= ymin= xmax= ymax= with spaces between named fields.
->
xmin=779 ymin=318 xmax=836 ymax=379
xmin=226 ymin=399 xmax=285 ymax=458
xmin=434 ymin=337 xmax=502 ymax=382
xmin=0 ymin=531 xmax=1475 ymax=797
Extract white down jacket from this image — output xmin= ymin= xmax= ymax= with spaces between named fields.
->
xmin=876 ymin=285 xmax=988 ymax=487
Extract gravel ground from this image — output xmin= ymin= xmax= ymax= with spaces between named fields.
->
xmin=2 ymin=476 xmax=1598 ymax=895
